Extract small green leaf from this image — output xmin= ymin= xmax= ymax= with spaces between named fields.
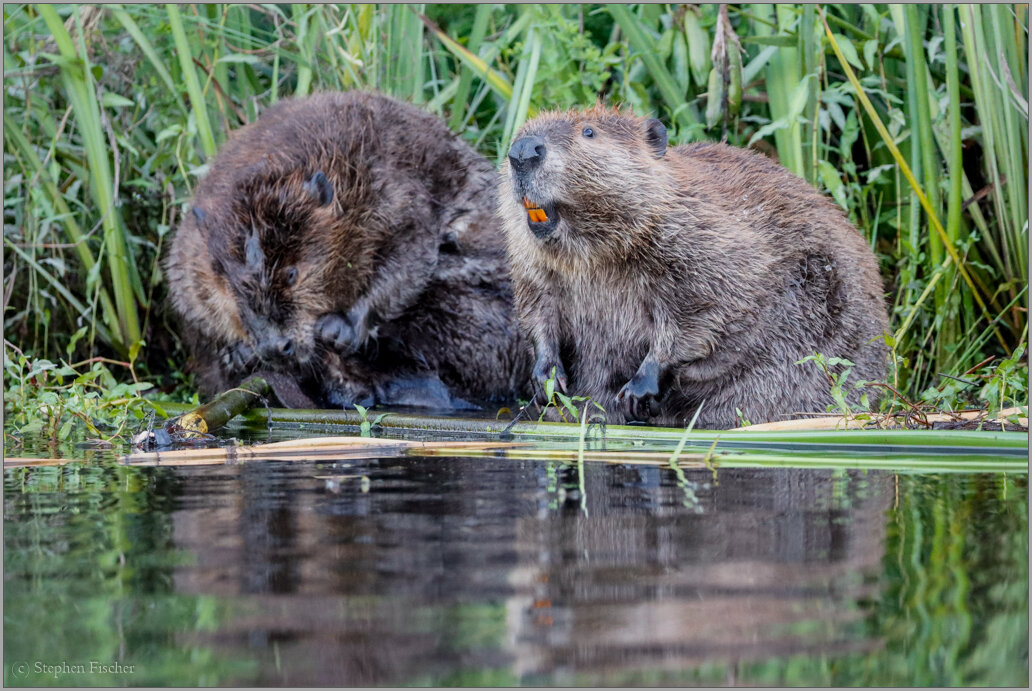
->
xmin=127 ymin=339 xmax=144 ymax=365
xmin=66 ymin=326 xmax=88 ymax=357
xmin=657 ymin=27 xmax=675 ymax=61
xmin=101 ymin=92 xmax=135 ymax=108
xmin=863 ymin=39 xmax=879 ymax=68
xmin=216 ymin=53 xmax=260 ymax=64
xmin=741 ymin=35 xmax=796 ymax=47
xmin=788 ymin=77 xmax=811 ymax=116
xmin=156 ymin=124 xmax=183 ymax=143
xmin=555 ymin=392 xmax=579 ymax=421
xmin=832 ymin=33 xmax=863 ymax=70
xmin=58 ymin=416 xmax=75 ymax=440
xmin=818 ymin=160 xmax=848 ymax=210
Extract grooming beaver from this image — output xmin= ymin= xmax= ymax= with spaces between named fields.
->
xmin=498 ymin=105 xmax=889 ymax=428
xmin=165 ymin=91 xmax=530 ymax=409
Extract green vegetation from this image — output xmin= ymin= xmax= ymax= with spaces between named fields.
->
xmin=3 ymin=4 xmax=1028 ymax=443
xmin=2 ymin=338 xmax=188 ymax=450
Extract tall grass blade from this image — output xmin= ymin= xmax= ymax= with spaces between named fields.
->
xmin=447 ymin=3 xmax=492 ymax=130
xmin=4 ymin=239 xmax=112 ymax=345
xmin=750 ymin=4 xmax=806 ymax=178
xmin=820 ymin=8 xmax=1008 ymax=353
xmin=109 ymin=5 xmax=187 ymax=117
xmin=291 ymin=4 xmax=315 ymax=98
xmin=38 ymin=4 xmax=140 ymax=351
xmin=500 ymin=26 xmax=541 ymax=162
xmin=419 ymin=12 xmax=515 ymax=104
xmin=607 ymin=4 xmax=698 ymax=130
xmin=2 ymin=119 xmax=118 ymax=341
xmin=166 ymin=4 xmax=217 ymax=159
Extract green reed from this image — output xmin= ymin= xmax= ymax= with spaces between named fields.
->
xmin=2 ymin=3 xmax=1027 ymax=411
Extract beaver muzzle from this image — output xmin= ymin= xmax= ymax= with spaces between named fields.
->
xmin=522 ymin=196 xmax=559 ymax=238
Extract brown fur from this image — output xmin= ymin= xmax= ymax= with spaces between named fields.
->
xmin=498 ymin=105 xmax=890 ymax=428
xmin=165 ymin=91 xmax=531 ymax=408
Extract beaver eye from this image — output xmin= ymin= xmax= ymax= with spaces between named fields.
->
xmin=582 ymin=126 xmax=595 ymax=138
xmin=285 ymin=267 xmax=298 ymax=286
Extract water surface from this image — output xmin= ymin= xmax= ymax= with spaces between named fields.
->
xmin=4 ymin=441 xmax=1028 ymax=686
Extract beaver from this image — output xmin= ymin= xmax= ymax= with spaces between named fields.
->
xmin=165 ymin=91 xmax=531 ymax=409
xmin=498 ymin=105 xmax=889 ymax=429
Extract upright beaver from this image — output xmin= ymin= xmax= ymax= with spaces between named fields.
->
xmin=498 ymin=105 xmax=889 ymax=429
xmin=165 ymin=91 xmax=531 ymax=409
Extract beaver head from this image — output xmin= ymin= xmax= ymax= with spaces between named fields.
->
xmin=198 ymin=168 xmax=339 ymax=368
xmin=500 ymin=105 xmax=668 ymax=258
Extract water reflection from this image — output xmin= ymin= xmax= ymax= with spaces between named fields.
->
xmin=5 ymin=456 xmax=1027 ymax=686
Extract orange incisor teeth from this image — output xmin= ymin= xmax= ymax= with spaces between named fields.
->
xmin=523 ymin=197 xmax=548 ymax=223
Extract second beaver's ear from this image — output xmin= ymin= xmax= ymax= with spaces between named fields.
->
xmin=303 ymin=171 xmax=333 ymax=207
xmin=644 ymin=118 xmax=667 ymax=158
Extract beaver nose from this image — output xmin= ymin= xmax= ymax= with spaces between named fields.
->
xmin=508 ymin=135 xmax=546 ymax=172
xmin=259 ymin=336 xmax=294 ymax=360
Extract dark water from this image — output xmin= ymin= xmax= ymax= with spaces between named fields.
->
xmin=3 ymin=450 xmax=1028 ymax=686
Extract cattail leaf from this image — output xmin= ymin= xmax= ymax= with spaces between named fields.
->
xmin=705 ymin=67 xmax=722 ymax=129
xmin=683 ymin=6 xmax=710 ymax=87
xmin=673 ymin=28 xmax=690 ymax=92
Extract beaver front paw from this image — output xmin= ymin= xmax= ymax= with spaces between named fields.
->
xmin=616 ymin=361 xmax=661 ymax=421
xmin=220 ymin=341 xmax=256 ymax=374
xmin=322 ymin=379 xmax=376 ymax=409
xmin=532 ymin=353 xmax=568 ymax=404
xmin=316 ymin=308 xmax=369 ymax=354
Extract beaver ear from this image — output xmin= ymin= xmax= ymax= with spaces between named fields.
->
xmin=303 ymin=171 xmax=334 ymax=207
xmin=244 ymin=230 xmax=264 ymax=270
xmin=644 ymin=118 xmax=667 ymax=158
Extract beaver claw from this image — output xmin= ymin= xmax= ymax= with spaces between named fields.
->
xmin=220 ymin=341 xmax=256 ymax=373
xmin=316 ymin=309 xmax=368 ymax=354
xmin=616 ymin=360 xmax=661 ymax=421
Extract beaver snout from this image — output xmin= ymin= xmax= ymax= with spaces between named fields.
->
xmin=508 ymin=135 xmax=547 ymax=173
xmin=257 ymin=335 xmax=294 ymax=361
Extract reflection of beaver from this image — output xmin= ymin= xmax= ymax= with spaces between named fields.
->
xmin=498 ymin=105 xmax=889 ymax=428
xmin=165 ymin=91 xmax=531 ymax=409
